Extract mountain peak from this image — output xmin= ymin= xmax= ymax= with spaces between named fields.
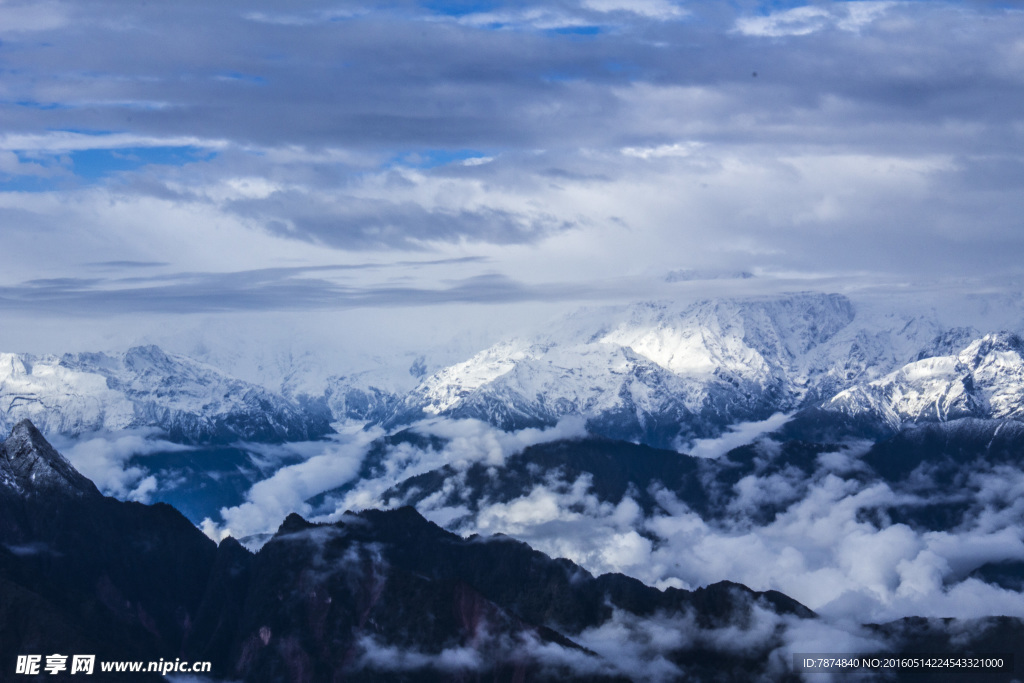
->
xmin=276 ymin=511 xmax=315 ymax=536
xmin=960 ymin=332 xmax=1024 ymax=364
xmin=1 ymin=419 xmax=100 ymax=498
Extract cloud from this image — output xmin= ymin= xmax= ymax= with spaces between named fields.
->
xmin=569 ymin=601 xmax=803 ymax=682
xmin=51 ymin=429 xmax=193 ymax=502
xmin=735 ymin=2 xmax=894 ymax=37
xmin=243 ymin=7 xmax=365 ymax=26
xmin=412 ymin=415 xmax=589 ymax=467
xmin=0 ymin=150 xmax=66 ymax=178
xmin=355 ymin=595 xmax=804 ymax=681
xmin=353 ymin=431 xmax=1024 ymax=628
xmin=620 ymin=141 xmax=703 ymax=159
xmin=356 ymin=637 xmax=483 ymax=674
xmin=232 ymin=192 xmax=573 ymax=249
xmin=0 ymin=131 xmax=227 ymax=155
xmin=214 ymin=430 xmax=380 ymax=541
xmin=319 ymin=416 xmax=589 ymax=518
xmin=0 ymin=264 xmax=617 ymax=316
xmin=0 ymin=0 xmax=67 ymax=32
xmin=680 ymin=412 xmax=792 ymax=458
xmin=735 ymin=6 xmax=834 ymax=38
xmin=3 ymin=541 xmax=61 ymax=557
xmin=581 ymin=0 xmax=688 ymax=20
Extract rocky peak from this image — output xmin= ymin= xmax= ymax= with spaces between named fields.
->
xmin=276 ymin=512 xmax=316 ymax=536
xmin=959 ymin=332 xmax=1024 ymax=367
xmin=0 ymin=419 xmax=100 ymax=497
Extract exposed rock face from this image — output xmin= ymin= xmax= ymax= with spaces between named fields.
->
xmin=0 ymin=419 xmax=100 ymax=497
xmin=0 ymin=422 xmax=218 ymax=680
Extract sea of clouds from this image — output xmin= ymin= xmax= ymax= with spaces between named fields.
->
xmin=53 ymin=411 xmax=1024 ymax=678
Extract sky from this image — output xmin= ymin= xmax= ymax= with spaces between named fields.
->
xmin=2 ymin=0 xmax=1023 ymax=364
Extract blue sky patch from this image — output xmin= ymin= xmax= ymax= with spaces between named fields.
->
xmin=541 ymin=71 xmax=583 ymax=84
xmin=70 ymin=146 xmax=216 ymax=180
xmin=390 ymin=148 xmax=491 ymax=169
xmin=549 ymin=25 xmax=602 ymax=36
xmin=0 ymin=174 xmax=66 ymax=193
xmin=0 ymin=145 xmax=218 ymax=192
xmin=421 ymin=0 xmax=501 ymax=17
xmin=13 ymin=100 xmax=69 ymax=111
xmin=749 ymin=0 xmax=817 ymax=15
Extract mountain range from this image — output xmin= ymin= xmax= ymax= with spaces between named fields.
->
xmin=4 ymin=290 xmax=1024 ymax=680
xmin=4 ymin=420 xmax=1023 ymax=681
xmin=4 ymin=292 xmax=1021 ymax=450
xmin=0 ymin=345 xmax=333 ymax=444
xmin=1 ymin=419 xmax=814 ymax=681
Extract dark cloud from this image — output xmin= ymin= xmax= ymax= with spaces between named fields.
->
xmin=229 ymin=192 xmax=573 ymax=249
xmin=85 ymin=261 xmax=172 ymax=269
xmin=3 ymin=1 xmax=1019 ymax=154
xmin=0 ymin=265 xmax=596 ymax=315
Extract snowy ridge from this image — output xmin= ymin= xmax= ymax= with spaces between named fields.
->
xmin=2 ymin=293 xmax=1019 ymax=449
xmin=383 ymin=292 xmax=951 ymax=446
xmin=822 ymin=332 xmax=1024 ymax=429
xmin=0 ymin=346 xmax=333 ymax=443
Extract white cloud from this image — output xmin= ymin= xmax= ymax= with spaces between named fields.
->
xmin=572 ymin=610 xmax=686 ymax=682
xmin=186 ymin=402 xmax=1024 ymax=628
xmin=735 ymin=6 xmax=832 ymax=37
xmin=0 ymin=0 xmax=1021 ymax=357
xmin=316 ymin=416 xmax=589 ymax=522
xmin=53 ymin=429 xmax=193 ymax=502
xmin=0 ymin=150 xmax=65 ymax=178
xmin=735 ymin=3 xmax=894 ymax=38
xmin=356 ymin=637 xmax=483 ymax=673
xmin=383 ymin=434 xmax=1024 ymax=626
xmin=621 ymin=142 xmax=702 ymax=159
xmin=572 ymin=602 xmax=802 ymax=682
xmin=212 ymin=417 xmax=583 ymax=542
xmin=215 ymin=430 xmax=380 ymax=541
xmin=413 ymin=415 xmax=589 ymax=468
xmin=0 ymin=132 xmax=228 ymax=155
xmin=243 ymin=8 xmax=363 ymax=26
xmin=582 ymin=0 xmax=687 ymax=20
xmin=680 ymin=411 xmax=792 ymax=458
xmin=837 ymin=2 xmax=897 ymax=33
xmin=775 ymin=614 xmax=891 ymax=672
xmin=450 ymin=8 xmax=593 ymax=31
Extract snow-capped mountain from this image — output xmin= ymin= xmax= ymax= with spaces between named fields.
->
xmin=820 ymin=332 xmax=1024 ymax=431
xmin=0 ymin=345 xmax=333 ymax=443
xmin=2 ymin=292 xmax=1018 ymax=450
xmin=381 ymin=293 xmax=956 ymax=446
